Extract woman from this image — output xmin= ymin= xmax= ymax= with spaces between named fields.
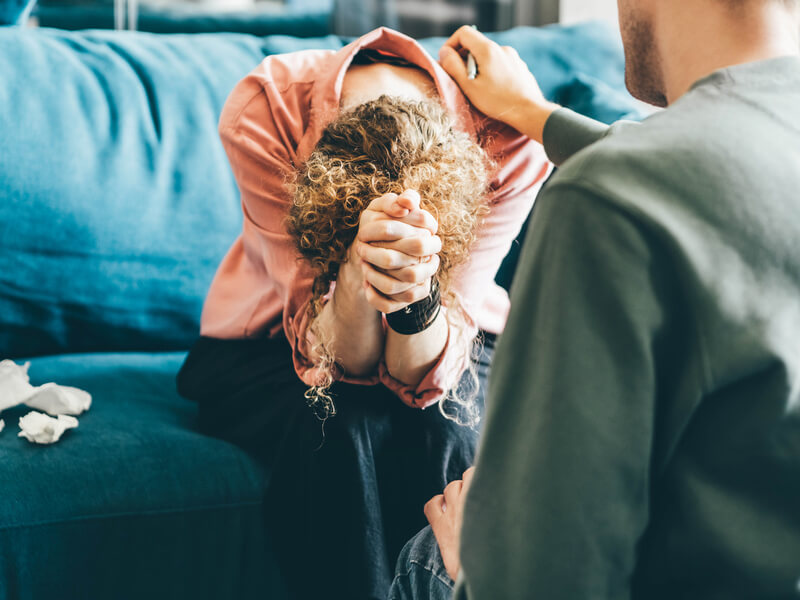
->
xmin=177 ymin=26 xmax=551 ymax=599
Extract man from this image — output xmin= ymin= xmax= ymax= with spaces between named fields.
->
xmin=390 ymin=0 xmax=800 ymax=598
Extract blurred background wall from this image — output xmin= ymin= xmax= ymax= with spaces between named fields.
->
xmin=559 ymin=0 xmax=617 ymax=25
xmin=31 ymin=0 xmax=621 ymax=36
xmin=336 ymin=0 xmax=619 ymax=37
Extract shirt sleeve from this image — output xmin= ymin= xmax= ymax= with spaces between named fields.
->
xmin=217 ymin=76 xmax=380 ymax=390
xmin=380 ymin=124 xmax=553 ymax=409
xmin=543 ymin=107 xmax=642 ymax=166
xmin=454 ymin=181 xmax=688 ymax=599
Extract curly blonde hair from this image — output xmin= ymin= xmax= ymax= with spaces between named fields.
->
xmin=287 ymin=95 xmax=493 ymax=423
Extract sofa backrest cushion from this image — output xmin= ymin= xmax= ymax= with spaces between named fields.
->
xmin=0 ymin=28 xmax=343 ymax=358
xmin=0 ymin=0 xmax=36 ymax=25
xmin=0 ymin=23 xmax=641 ymax=358
xmin=34 ymin=1 xmax=333 ymax=36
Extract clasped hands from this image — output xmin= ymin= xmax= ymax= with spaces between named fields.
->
xmin=351 ymin=189 xmax=441 ymax=314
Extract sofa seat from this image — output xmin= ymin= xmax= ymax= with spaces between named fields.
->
xmin=0 ymin=352 xmax=285 ymax=600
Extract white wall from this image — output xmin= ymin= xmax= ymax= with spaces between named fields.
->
xmin=559 ymin=0 xmax=618 ymax=25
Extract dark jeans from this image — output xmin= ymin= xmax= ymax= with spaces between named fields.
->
xmin=389 ymin=526 xmax=454 ymax=600
xmin=176 ymin=332 xmax=495 ymax=600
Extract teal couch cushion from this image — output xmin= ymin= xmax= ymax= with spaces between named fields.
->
xmin=0 ymin=0 xmax=35 ymax=24
xmin=0 ymin=28 xmax=342 ymax=359
xmin=0 ymin=352 xmax=283 ymax=600
xmin=35 ymin=1 xmax=333 ymax=36
xmin=0 ymin=23 xmax=642 ymax=360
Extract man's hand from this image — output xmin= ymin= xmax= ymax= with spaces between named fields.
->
xmin=424 ymin=466 xmax=476 ymax=581
xmin=439 ymin=25 xmax=560 ymax=144
xmin=354 ymin=189 xmax=442 ymax=314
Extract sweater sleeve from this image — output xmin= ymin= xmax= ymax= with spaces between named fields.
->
xmin=379 ymin=124 xmax=553 ymax=409
xmin=454 ymin=181 xmax=682 ymax=599
xmin=543 ymin=108 xmax=612 ymax=166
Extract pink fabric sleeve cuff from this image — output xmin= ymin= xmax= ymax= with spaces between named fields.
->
xmin=378 ymin=323 xmax=472 ymax=409
xmin=288 ymin=294 xmax=472 ymax=408
xmin=288 ymin=293 xmax=382 ymax=389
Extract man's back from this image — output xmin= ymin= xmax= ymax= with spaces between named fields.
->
xmin=457 ymin=56 xmax=800 ymax=600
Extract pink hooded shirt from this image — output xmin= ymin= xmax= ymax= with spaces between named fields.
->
xmin=200 ymin=27 xmax=552 ymax=408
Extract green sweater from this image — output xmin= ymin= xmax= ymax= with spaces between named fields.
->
xmin=455 ymin=56 xmax=800 ymax=600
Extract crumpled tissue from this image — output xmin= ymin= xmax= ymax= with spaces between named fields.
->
xmin=0 ymin=360 xmax=91 ymax=416
xmin=18 ymin=411 xmax=79 ymax=444
xmin=0 ymin=359 xmax=91 ymax=444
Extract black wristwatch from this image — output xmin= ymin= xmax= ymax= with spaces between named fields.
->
xmin=385 ymin=279 xmax=442 ymax=335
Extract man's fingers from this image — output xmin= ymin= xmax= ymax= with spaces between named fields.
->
xmin=425 ymin=493 xmax=463 ymax=582
xmin=439 ymin=45 xmax=469 ymax=88
xmin=462 ymin=466 xmax=476 ymax=492
xmin=443 ymin=479 xmax=463 ymax=511
xmin=441 ymin=24 xmax=492 ymax=61
xmin=424 ymin=494 xmax=445 ymax=525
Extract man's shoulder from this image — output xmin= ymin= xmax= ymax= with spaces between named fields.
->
xmin=540 ymin=84 xmax=800 ymax=280
xmin=557 ymin=79 xmax=798 ymax=192
xmin=545 ymin=114 xmax=696 ymax=223
xmin=549 ymin=91 xmax=782 ymax=218
xmin=559 ymin=102 xmax=719 ymax=177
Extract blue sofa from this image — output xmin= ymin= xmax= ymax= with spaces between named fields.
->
xmin=0 ymin=10 xmax=642 ymax=599
xmin=33 ymin=0 xmax=334 ymax=36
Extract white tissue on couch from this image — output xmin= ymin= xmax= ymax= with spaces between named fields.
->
xmin=0 ymin=360 xmax=37 ymax=411
xmin=24 ymin=383 xmax=92 ymax=416
xmin=0 ymin=419 xmax=4 ymax=433
xmin=0 ymin=359 xmax=92 ymax=416
xmin=18 ymin=411 xmax=79 ymax=444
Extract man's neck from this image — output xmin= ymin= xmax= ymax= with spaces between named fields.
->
xmin=657 ymin=1 xmax=799 ymax=105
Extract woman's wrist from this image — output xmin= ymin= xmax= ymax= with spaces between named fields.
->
xmin=310 ymin=249 xmax=383 ymax=377
xmin=337 ymin=248 xmax=373 ymax=308
xmin=384 ymin=305 xmax=448 ymax=387
xmin=385 ymin=279 xmax=441 ymax=335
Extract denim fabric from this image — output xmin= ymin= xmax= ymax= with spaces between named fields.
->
xmin=178 ymin=333 xmax=495 ymax=600
xmin=389 ymin=526 xmax=454 ymax=600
